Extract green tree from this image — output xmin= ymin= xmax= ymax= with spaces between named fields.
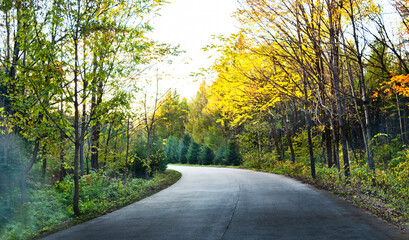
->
xmin=179 ymin=133 xmax=191 ymax=164
xmin=186 ymin=141 xmax=200 ymax=164
xmin=165 ymin=135 xmax=180 ymax=163
xmin=226 ymin=139 xmax=241 ymax=166
xmin=199 ymin=145 xmax=215 ymax=165
xmin=156 ymin=90 xmax=189 ymax=139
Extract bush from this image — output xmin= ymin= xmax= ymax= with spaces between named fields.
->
xmin=130 ymin=135 xmax=167 ymax=177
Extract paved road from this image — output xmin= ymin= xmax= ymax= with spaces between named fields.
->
xmin=43 ymin=166 xmax=408 ymax=240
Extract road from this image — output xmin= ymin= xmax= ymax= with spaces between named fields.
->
xmin=43 ymin=166 xmax=408 ymax=240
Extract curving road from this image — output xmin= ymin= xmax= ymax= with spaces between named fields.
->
xmin=43 ymin=166 xmax=408 ymax=240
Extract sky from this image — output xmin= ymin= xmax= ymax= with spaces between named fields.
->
xmin=147 ymin=0 xmax=240 ymax=100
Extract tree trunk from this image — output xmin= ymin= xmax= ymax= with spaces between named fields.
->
xmin=73 ymin=3 xmax=81 ymax=216
xmin=104 ymin=122 xmax=112 ymax=163
xmin=145 ymin=129 xmax=151 ymax=180
xmin=21 ymin=139 xmax=40 ymax=203
xmin=396 ymin=94 xmax=405 ymax=146
xmin=80 ymin=101 xmax=87 ymax=175
xmin=42 ymin=149 xmax=47 ymax=184
xmin=274 ymin=135 xmax=283 ymax=162
xmin=125 ymin=118 xmax=130 ymax=176
xmin=90 ymin=122 xmax=100 ymax=170
xmin=346 ymin=0 xmax=374 ymax=170
xmin=330 ymin=117 xmax=340 ymax=171
xmin=403 ymin=99 xmax=408 ymax=145
xmin=288 ymin=134 xmax=295 ymax=163
xmin=306 ymin=110 xmax=316 ymax=179
xmin=59 ymin=101 xmax=66 ymax=182
xmin=325 ymin=125 xmax=333 ymax=167
xmin=329 ymin=0 xmax=350 ymax=178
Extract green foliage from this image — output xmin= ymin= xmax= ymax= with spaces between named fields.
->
xmin=199 ymin=145 xmax=215 ymax=165
xmin=225 ymin=139 xmax=241 ymax=166
xmin=165 ymin=135 xmax=180 ymax=163
xmin=130 ymin=135 xmax=167 ymax=177
xmin=0 ymin=170 xmax=180 ymax=240
xmin=214 ymin=146 xmax=227 ymax=165
xmin=186 ymin=141 xmax=200 ymax=164
xmin=0 ymin=186 xmax=69 ymax=240
xmin=178 ymin=134 xmax=191 ymax=164
xmin=155 ymin=91 xmax=189 ymax=139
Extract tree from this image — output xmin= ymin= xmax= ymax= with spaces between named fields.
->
xmin=155 ymin=90 xmax=189 ymax=139
xmin=165 ymin=135 xmax=180 ymax=163
xmin=179 ymin=133 xmax=191 ymax=164
xmin=199 ymin=145 xmax=215 ymax=165
xmin=226 ymin=139 xmax=241 ymax=166
xmin=186 ymin=141 xmax=200 ymax=164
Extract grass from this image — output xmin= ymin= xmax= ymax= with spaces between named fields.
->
xmin=168 ymin=163 xmax=240 ymax=168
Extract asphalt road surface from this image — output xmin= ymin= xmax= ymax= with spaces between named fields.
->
xmin=43 ymin=166 xmax=408 ymax=240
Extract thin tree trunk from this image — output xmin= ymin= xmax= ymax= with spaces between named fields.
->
xmin=396 ymin=93 xmax=405 ymax=146
xmin=113 ymin=132 xmax=118 ymax=162
xmin=325 ymin=125 xmax=333 ymax=167
xmin=59 ymin=101 xmax=66 ymax=182
xmin=257 ymin=120 xmax=262 ymax=163
xmin=125 ymin=118 xmax=130 ymax=176
xmin=145 ymin=130 xmax=151 ymax=180
xmin=90 ymin=122 xmax=100 ymax=169
xmin=403 ymin=99 xmax=408 ymax=144
xmin=329 ymin=0 xmax=350 ymax=178
xmin=73 ymin=1 xmax=81 ymax=216
xmin=342 ymin=33 xmax=373 ymax=171
xmin=330 ymin=117 xmax=340 ymax=171
xmin=42 ymin=149 xmax=47 ymax=184
xmin=80 ymin=102 xmax=86 ymax=175
xmin=288 ymin=133 xmax=295 ymax=163
xmin=346 ymin=0 xmax=374 ymax=170
xmin=274 ymin=134 xmax=283 ymax=162
xmin=104 ymin=122 xmax=112 ymax=163
xmin=21 ymin=139 xmax=40 ymax=203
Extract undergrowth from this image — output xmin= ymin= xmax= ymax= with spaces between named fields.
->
xmin=0 ymin=169 xmax=181 ymax=240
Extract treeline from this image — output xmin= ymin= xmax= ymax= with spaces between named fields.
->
xmin=148 ymin=88 xmax=241 ymax=167
xmin=165 ymin=134 xmax=240 ymax=166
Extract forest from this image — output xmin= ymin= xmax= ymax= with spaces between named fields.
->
xmin=1 ymin=0 xmax=409 ymax=239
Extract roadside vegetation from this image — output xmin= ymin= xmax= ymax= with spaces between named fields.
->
xmin=1 ymin=170 xmax=180 ymax=240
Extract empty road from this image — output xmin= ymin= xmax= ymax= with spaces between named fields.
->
xmin=43 ymin=166 xmax=408 ymax=240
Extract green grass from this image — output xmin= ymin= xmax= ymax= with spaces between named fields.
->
xmin=0 ymin=170 xmax=181 ymax=240
xmin=168 ymin=163 xmax=240 ymax=168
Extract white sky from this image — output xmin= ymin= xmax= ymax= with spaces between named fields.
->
xmin=147 ymin=0 xmax=239 ymax=100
